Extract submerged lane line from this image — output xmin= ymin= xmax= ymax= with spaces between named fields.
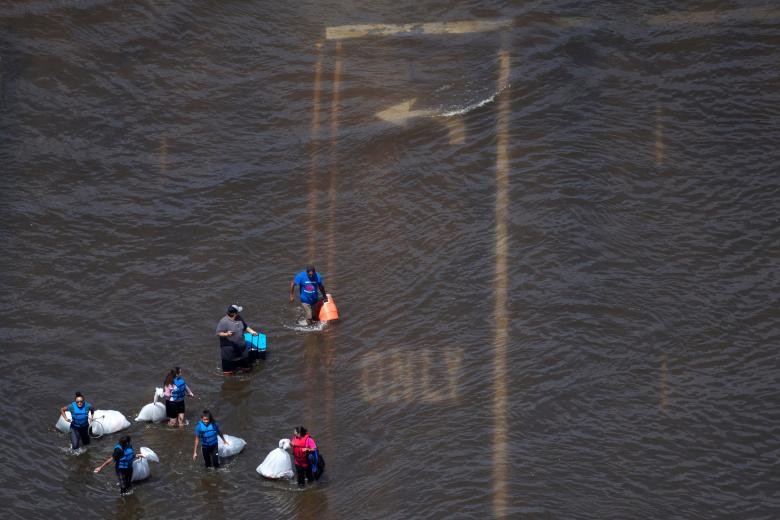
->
xmin=326 ymin=19 xmax=512 ymax=40
xmin=323 ymin=40 xmax=343 ymax=451
xmin=492 ymin=42 xmax=511 ymax=519
xmin=326 ymin=41 xmax=342 ymax=281
xmin=159 ymin=136 xmax=168 ymax=174
xmin=306 ymin=43 xmax=325 ymax=261
xmin=660 ymin=352 xmax=669 ymax=412
xmin=655 ymin=104 xmax=664 ymax=167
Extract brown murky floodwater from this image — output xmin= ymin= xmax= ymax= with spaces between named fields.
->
xmin=1 ymin=1 xmax=779 ymax=518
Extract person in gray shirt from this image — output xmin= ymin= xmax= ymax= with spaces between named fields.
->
xmin=216 ymin=304 xmax=260 ymax=374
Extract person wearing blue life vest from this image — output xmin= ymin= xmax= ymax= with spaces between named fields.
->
xmin=59 ymin=392 xmax=94 ymax=452
xmin=94 ymin=435 xmax=144 ymax=495
xmin=289 ymin=264 xmax=328 ymax=325
xmin=193 ymin=409 xmax=229 ymax=469
xmin=166 ymin=367 xmax=195 ymax=427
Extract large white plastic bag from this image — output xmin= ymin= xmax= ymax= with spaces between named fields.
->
xmin=135 ymin=402 xmax=166 ymax=422
xmin=89 ymin=410 xmax=131 ymax=436
xmin=132 ymin=457 xmax=151 ymax=481
xmin=131 ymin=447 xmax=159 ymax=482
xmin=257 ymin=439 xmax=294 ymax=479
xmin=55 ymin=411 xmax=93 ymax=433
xmin=218 ymin=435 xmax=246 ymax=458
xmin=136 ymin=388 xmax=167 ymax=422
xmin=56 ymin=412 xmax=72 ymax=433
xmin=139 ymin=446 xmax=159 ymax=462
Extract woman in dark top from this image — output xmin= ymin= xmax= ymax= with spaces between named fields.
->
xmin=215 ymin=304 xmax=259 ymax=374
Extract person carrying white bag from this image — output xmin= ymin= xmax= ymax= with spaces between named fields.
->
xmin=59 ymin=391 xmax=94 ymax=452
xmin=257 ymin=438 xmax=294 ymax=479
xmin=131 ymin=447 xmax=160 ymax=482
xmin=94 ymin=435 xmax=144 ymax=496
xmin=193 ymin=410 xmax=229 ymax=469
xmin=89 ymin=409 xmax=131 ymax=437
xmin=135 ymin=388 xmax=166 ymax=423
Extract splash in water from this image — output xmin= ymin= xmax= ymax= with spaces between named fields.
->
xmin=439 ymin=82 xmax=512 ymax=117
xmin=283 ymin=320 xmax=328 ymax=333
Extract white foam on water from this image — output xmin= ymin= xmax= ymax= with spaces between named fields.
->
xmin=282 ymin=321 xmax=328 ymax=333
xmin=439 ymin=82 xmax=511 ymax=117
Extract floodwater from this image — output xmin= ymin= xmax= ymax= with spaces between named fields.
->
xmin=1 ymin=1 xmax=779 ymax=518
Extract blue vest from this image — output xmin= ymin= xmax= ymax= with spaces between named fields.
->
xmin=69 ymin=401 xmax=91 ymax=427
xmin=115 ymin=444 xmax=134 ymax=469
xmin=172 ymin=377 xmax=186 ymax=401
xmin=198 ymin=421 xmax=219 ymax=447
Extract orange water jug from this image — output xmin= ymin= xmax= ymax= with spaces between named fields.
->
xmin=318 ymin=294 xmax=339 ymax=322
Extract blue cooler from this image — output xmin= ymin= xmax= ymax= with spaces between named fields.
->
xmin=245 ymin=332 xmax=267 ymax=361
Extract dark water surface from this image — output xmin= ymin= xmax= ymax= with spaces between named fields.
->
xmin=1 ymin=1 xmax=779 ymax=518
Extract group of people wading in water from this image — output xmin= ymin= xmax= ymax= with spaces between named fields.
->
xmin=59 ymin=265 xmax=330 ymax=494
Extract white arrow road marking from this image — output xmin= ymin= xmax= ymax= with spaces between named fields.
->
xmin=375 ymin=98 xmax=438 ymax=125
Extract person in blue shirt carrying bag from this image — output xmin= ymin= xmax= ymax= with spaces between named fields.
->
xmin=94 ymin=435 xmax=144 ymax=495
xmin=59 ymin=392 xmax=94 ymax=452
xmin=289 ymin=264 xmax=328 ymax=325
xmin=193 ymin=409 xmax=229 ymax=469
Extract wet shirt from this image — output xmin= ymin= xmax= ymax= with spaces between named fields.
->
xmin=294 ymin=271 xmax=323 ymax=304
xmin=216 ymin=315 xmax=247 ymax=360
xmin=291 ymin=434 xmax=317 ymax=467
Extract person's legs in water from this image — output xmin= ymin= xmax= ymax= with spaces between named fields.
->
xmin=301 ymin=303 xmax=313 ymax=325
xmin=177 ymin=401 xmax=186 ymax=428
xmin=166 ymin=400 xmax=177 ymax=426
xmin=295 ymin=465 xmax=307 ymax=487
xmin=312 ymin=300 xmax=323 ymax=322
xmin=117 ymin=468 xmax=133 ymax=495
xmin=69 ymin=427 xmax=81 ymax=451
xmin=78 ymin=425 xmax=91 ymax=447
xmin=202 ymin=445 xmax=220 ymax=469
xmin=202 ymin=446 xmax=213 ymax=468
xmin=222 ymin=357 xmax=236 ymax=376
xmin=237 ymin=352 xmax=252 ymax=373
xmin=210 ymin=446 xmax=220 ymax=469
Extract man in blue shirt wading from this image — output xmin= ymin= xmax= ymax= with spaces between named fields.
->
xmin=289 ymin=264 xmax=328 ymax=325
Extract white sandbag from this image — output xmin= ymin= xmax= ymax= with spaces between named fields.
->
xmin=56 ymin=412 xmax=72 ymax=433
xmin=139 ymin=446 xmax=159 ymax=463
xmin=257 ymin=439 xmax=294 ymax=479
xmin=131 ymin=447 xmax=159 ymax=482
xmin=55 ymin=411 xmax=93 ymax=433
xmin=154 ymin=387 xmax=164 ymax=401
xmin=132 ymin=457 xmax=150 ymax=481
xmin=135 ymin=402 xmax=166 ymax=422
xmin=89 ymin=410 xmax=130 ymax=437
xmin=218 ymin=434 xmax=246 ymax=458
